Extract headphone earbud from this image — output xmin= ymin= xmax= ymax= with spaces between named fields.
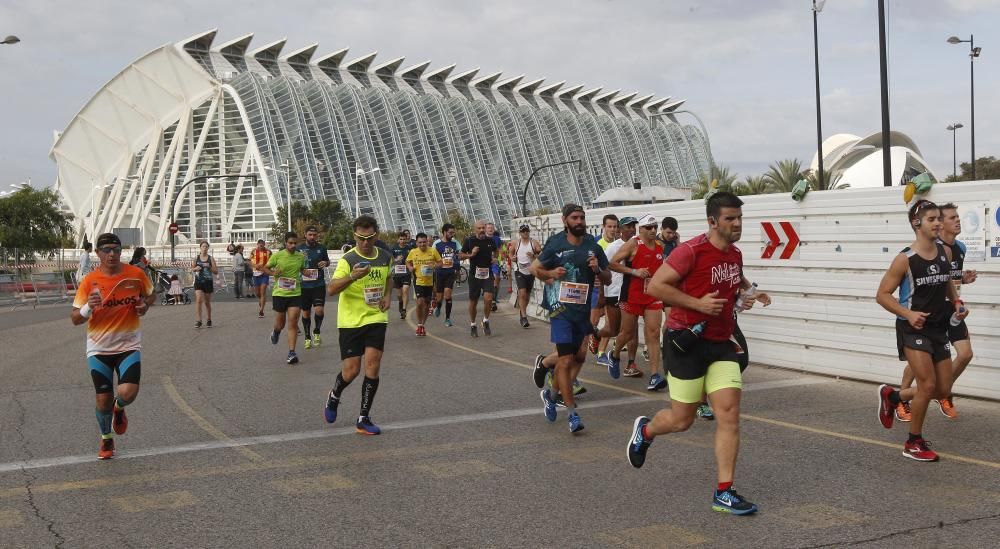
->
xmin=913 ymin=218 xmax=922 ymax=227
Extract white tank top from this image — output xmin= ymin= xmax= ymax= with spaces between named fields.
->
xmin=516 ymin=239 xmax=534 ymax=275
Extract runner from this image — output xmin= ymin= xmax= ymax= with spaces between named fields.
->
xmin=875 ymin=199 xmax=967 ymax=462
xmin=608 ymin=214 xmax=667 ymax=388
xmin=406 ymin=232 xmax=442 ymax=336
xmin=433 ymin=223 xmax=461 ymax=327
xmin=588 ymin=215 xmax=619 ymax=346
xmin=511 ymin=224 xmax=541 ymax=328
xmin=894 ymin=202 xmax=977 ymax=421
xmin=298 ymin=226 xmax=331 ymax=350
xmin=324 ymin=215 xmax=393 ymax=435
xmin=461 ymin=220 xmax=499 ymax=337
xmin=76 ymin=241 xmax=93 ymax=283
xmin=596 ymin=217 xmax=636 ymax=368
xmin=486 ymin=222 xmax=503 ymax=312
xmin=531 ymin=204 xmax=610 ymax=433
xmin=263 ymin=232 xmax=307 ymax=364
xmin=70 ymin=233 xmax=157 ymax=459
xmin=249 ymin=240 xmax=272 ymax=318
xmin=192 ymin=241 xmax=218 ymax=328
xmin=390 ymin=230 xmax=415 ymax=320
xmin=626 ymin=191 xmax=771 ymax=516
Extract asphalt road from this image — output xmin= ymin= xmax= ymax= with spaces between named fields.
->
xmin=1 ymin=289 xmax=998 ymax=548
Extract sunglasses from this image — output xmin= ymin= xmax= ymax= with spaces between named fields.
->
xmin=641 ymin=224 xmax=657 ymax=230
xmin=354 ymin=232 xmax=378 ymax=241
xmin=98 ymin=246 xmax=122 ymax=254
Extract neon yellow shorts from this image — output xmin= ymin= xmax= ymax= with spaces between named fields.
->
xmin=666 ymin=361 xmax=742 ymax=404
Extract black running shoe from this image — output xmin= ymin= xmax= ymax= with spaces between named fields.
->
xmin=532 ymin=354 xmax=548 ymax=388
xmin=627 ymin=416 xmax=652 ymax=468
xmin=470 ymin=325 xmax=478 ymax=338
xmin=482 ymin=320 xmax=492 ymax=337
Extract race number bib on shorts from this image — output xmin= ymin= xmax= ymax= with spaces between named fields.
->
xmin=475 ymin=267 xmax=490 ymax=279
xmin=363 ymin=286 xmax=384 ymax=306
xmin=420 ymin=265 xmax=433 ymax=276
xmin=302 ymin=269 xmax=319 ymax=282
xmin=558 ymin=281 xmax=589 ymax=304
xmin=394 ymin=264 xmax=408 ymax=275
xmin=442 ymin=254 xmax=454 ymax=268
xmin=252 ymin=270 xmax=262 ymax=277
xmin=278 ymin=277 xmax=297 ymax=290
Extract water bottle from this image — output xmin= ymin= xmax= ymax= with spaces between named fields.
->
xmin=734 ymin=283 xmax=757 ymax=313
xmin=950 ymin=307 xmax=966 ymax=327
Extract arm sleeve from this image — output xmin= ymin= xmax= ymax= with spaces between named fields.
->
xmin=666 ymin=244 xmax=695 ymax=279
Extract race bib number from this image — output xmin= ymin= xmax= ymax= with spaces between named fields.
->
xmin=558 ymin=281 xmax=589 ymax=304
xmin=278 ymin=277 xmax=297 ymax=290
xmin=302 ymin=269 xmax=319 ymax=282
xmin=420 ymin=265 xmax=433 ymax=276
xmin=442 ymin=254 xmax=454 ymax=268
xmin=252 ymin=270 xmax=262 ymax=277
xmin=394 ymin=264 xmax=409 ymax=275
xmin=475 ymin=267 xmax=490 ymax=280
xmin=363 ymin=286 xmax=383 ymax=306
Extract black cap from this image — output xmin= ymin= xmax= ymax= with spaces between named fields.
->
xmin=561 ymin=203 xmax=584 ymax=217
xmin=95 ymin=233 xmax=121 ymax=248
xmin=519 ymin=225 xmax=530 ymax=232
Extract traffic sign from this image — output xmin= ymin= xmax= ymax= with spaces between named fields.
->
xmin=168 ymin=223 xmax=179 ymax=234
xmin=760 ymin=221 xmax=800 ymax=260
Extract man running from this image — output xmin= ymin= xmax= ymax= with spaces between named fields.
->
xmin=71 ymin=233 xmax=157 ymax=459
xmin=433 ymin=223 xmax=461 ymax=326
xmin=875 ymin=199 xmax=967 ymax=462
xmin=324 ymin=215 xmax=392 ymax=435
xmin=894 ymin=202 xmax=977 ymax=421
xmin=407 ymin=232 xmax=442 ymax=336
xmin=608 ymin=214 xmax=667 ymax=388
xmin=461 ymin=220 xmax=499 ymax=337
xmin=250 ymin=239 xmax=272 ymax=318
xmin=532 ymin=204 xmax=611 ymax=433
xmin=298 ymin=226 xmax=331 ymax=349
xmin=486 ymin=222 xmax=503 ymax=312
xmin=390 ymin=230 xmax=415 ymax=320
xmin=596 ymin=216 xmax=635 ymax=367
xmin=626 ymin=192 xmax=771 ymax=516
xmin=511 ymin=224 xmax=541 ymax=328
xmin=264 ymin=232 xmax=307 ymax=364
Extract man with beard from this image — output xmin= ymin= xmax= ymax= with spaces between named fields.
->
xmin=390 ymin=230 xmax=415 ymax=320
xmin=433 ymin=223 xmax=461 ymax=326
xmin=460 ymin=221 xmax=499 ymax=337
xmin=298 ymin=226 xmax=331 ymax=349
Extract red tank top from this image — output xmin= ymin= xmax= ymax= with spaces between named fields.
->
xmin=626 ymin=238 xmax=665 ymax=305
xmin=665 ymin=234 xmax=743 ymax=341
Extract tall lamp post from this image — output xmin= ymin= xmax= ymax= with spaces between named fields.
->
xmin=947 ymin=35 xmax=981 ymax=180
xmin=946 ymin=123 xmax=964 ymax=180
xmin=812 ymin=0 xmax=826 ymax=188
xmin=353 ymin=166 xmax=381 ymax=218
xmin=877 ymin=0 xmax=891 ymax=187
xmin=169 ymin=173 xmax=257 ymax=262
xmin=281 ymin=161 xmax=292 ymax=231
xmin=520 ymin=160 xmax=581 ymax=217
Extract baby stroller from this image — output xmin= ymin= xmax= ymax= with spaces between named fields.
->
xmin=155 ymin=267 xmax=192 ymax=305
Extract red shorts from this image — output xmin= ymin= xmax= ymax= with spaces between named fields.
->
xmin=619 ymin=300 xmax=663 ymax=315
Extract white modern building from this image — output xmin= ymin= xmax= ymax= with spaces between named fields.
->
xmin=50 ymin=30 xmax=711 ymax=246
xmin=809 ymin=131 xmax=938 ymax=188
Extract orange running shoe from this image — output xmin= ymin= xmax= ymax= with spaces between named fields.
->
xmin=894 ymin=401 xmax=911 ymax=422
xmin=98 ymin=437 xmax=115 ymax=460
xmin=937 ymin=398 xmax=958 ymax=419
xmin=112 ymin=403 xmax=128 ymax=435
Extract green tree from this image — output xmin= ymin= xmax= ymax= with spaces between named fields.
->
xmin=806 ymin=170 xmax=850 ymax=191
xmin=445 ymin=209 xmax=473 ymax=242
xmin=945 ymin=155 xmax=1000 ymax=182
xmin=763 ymin=159 xmax=806 ymax=193
xmin=269 ymin=199 xmax=355 ymax=249
xmin=737 ymin=175 xmax=771 ymax=196
xmin=0 ymin=187 xmax=75 ymax=266
xmin=691 ymin=163 xmax=739 ymax=199
xmin=269 ymin=202 xmax=311 ymax=245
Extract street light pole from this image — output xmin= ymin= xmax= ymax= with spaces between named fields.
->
xmin=812 ymin=0 xmax=825 ymax=189
xmin=281 ymin=161 xmax=291 ymax=232
xmin=169 ymin=174 xmax=258 ymax=262
xmin=947 ymin=123 xmax=964 ymax=179
xmin=947 ymin=34 xmax=981 ymax=180
xmin=520 ymin=160 xmax=581 ymax=217
xmin=877 ymin=0 xmax=892 ymax=187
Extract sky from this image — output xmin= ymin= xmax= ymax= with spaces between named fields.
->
xmin=1 ymin=0 xmax=998 ymax=190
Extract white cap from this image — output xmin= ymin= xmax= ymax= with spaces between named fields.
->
xmin=637 ymin=214 xmax=658 ymax=228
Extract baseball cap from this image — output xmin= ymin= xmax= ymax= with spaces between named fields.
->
xmin=518 ymin=225 xmax=530 ymax=232
xmin=619 ymin=216 xmax=638 ymax=226
xmin=95 ymin=233 xmax=122 ymax=248
xmin=637 ymin=214 xmax=658 ymax=228
xmin=561 ymin=203 xmax=584 ymax=217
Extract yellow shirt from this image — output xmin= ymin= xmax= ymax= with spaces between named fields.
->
xmin=406 ymin=247 xmax=442 ymax=286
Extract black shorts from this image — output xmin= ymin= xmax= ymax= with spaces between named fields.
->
xmin=88 ymin=351 xmax=141 ymax=394
xmin=662 ymin=330 xmax=740 ymax=380
xmin=272 ymin=295 xmax=301 ymax=313
xmin=895 ymin=320 xmax=951 ymax=362
xmin=948 ymin=319 xmax=970 ymax=343
xmin=515 ymin=272 xmax=535 ymax=293
xmin=468 ymin=274 xmax=495 ymax=300
xmin=194 ymin=280 xmax=214 ymax=294
xmin=604 ymin=296 xmax=620 ymax=308
xmin=414 ymin=285 xmax=433 ymax=299
xmin=392 ymin=275 xmax=411 ymax=289
xmin=339 ymin=323 xmax=388 ymax=359
xmin=435 ymin=271 xmax=457 ymax=293
xmin=732 ymin=322 xmax=749 ymax=373
xmin=300 ymin=286 xmax=326 ymax=309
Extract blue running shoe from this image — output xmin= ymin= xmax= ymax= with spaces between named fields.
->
xmin=324 ymin=394 xmax=339 ymax=424
xmin=434 ymin=304 xmax=441 ymax=317
xmin=356 ymin=416 xmax=381 ymax=435
xmin=647 ymin=373 xmax=667 ymax=392
xmin=444 ymin=318 xmax=453 ymax=327
xmin=697 ymin=403 xmax=715 ymax=420
xmin=712 ymin=487 xmax=758 ymax=515
xmin=269 ymin=330 xmax=280 ymax=345
xmin=568 ymin=411 xmax=584 ymax=433
xmin=607 ymin=352 xmax=621 ymax=379
xmin=540 ymin=389 xmax=557 ymax=422
xmin=627 ymin=416 xmax=652 ymax=468
xmin=596 ymin=353 xmax=609 ymax=368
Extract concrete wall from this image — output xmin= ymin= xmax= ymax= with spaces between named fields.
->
xmin=512 ymin=180 xmax=1000 ymax=400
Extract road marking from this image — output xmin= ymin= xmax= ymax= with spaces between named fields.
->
xmin=596 ymin=523 xmax=709 ymax=547
xmin=111 ymin=490 xmax=197 ymax=513
xmin=162 ymin=375 xmax=264 ymax=463
xmin=0 ymin=509 xmax=24 ymax=528
xmin=271 ymin=474 xmax=357 ymax=495
xmin=412 ymin=459 xmax=502 ymax=478
xmin=0 ymin=396 xmax=644 ymax=475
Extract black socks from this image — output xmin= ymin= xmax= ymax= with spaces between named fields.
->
xmin=361 ymin=376 xmax=380 ymax=416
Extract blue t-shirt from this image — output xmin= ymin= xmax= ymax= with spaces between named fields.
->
xmin=435 ymin=239 xmax=461 ymax=274
xmin=297 ymin=242 xmax=330 ymax=288
xmin=538 ymin=232 xmax=609 ymax=323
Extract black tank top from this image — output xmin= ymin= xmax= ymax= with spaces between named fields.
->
xmin=897 ymin=243 xmax=951 ymax=326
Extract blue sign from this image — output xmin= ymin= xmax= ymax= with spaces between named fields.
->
xmin=996 ymin=207 xmax=1000 ymax=228
xmin=992 ymin=246 xmax=1000 ymax=258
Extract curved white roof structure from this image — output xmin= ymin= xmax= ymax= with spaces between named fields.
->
xmin=52 ymin=30 xmax=710 ymax=245
xmin=809 ymin=131 xmax=938 ymax=188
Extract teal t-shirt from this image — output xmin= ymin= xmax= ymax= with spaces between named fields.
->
xmin=538 ymin=232 xmax=608 ymax=323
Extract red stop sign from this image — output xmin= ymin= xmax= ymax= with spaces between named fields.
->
xmin=168 ymin=223 xmax=179 ymax=234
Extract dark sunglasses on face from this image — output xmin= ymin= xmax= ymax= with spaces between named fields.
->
xmin=354 ymin=232 xmax=377 ymax=241
xmin=98 ymin=246 xmax=122 ymax=254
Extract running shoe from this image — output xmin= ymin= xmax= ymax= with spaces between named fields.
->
xmin=573 ymin=379 xmax=587 ymax=396
xmin=195 ymin=321 xmax=202 ymax=329
xmin=894 ymin=401 xmax=912 ymax=422
xmin=713 ymin=487 xmax=758 ymax=515
xmin=324 ymin=394 xmax=339 ymax=424
xmin=98 ymin=437 xmax=115 ymax=460
xmin=258 ymin=310 xmax=264 ymax=318
xmin=356 ymin=416 xmax=381 ymax=435
xmin=313 ymin=334 xmax=322 ymax=347
xmin=568 ymin=412 xmax=584 ymax=433
xmin=696 ymin=403 xmax=715 ymax=420
xmin=206 ymin=320 xmax=213 ymax=328
xmin=902 ymin=438 xmax=939 ymax=462
xmin=607 ymin=352 xmax=621 ymax=380
xmin=532 ymin=354 xmax=549 ymax=389
xmin=434 ymin=303 xmax=441 ymax=317
xmin=470 ymin=325 xmax=478 ymax=338
xmin=627 ymin=416 xmax=652 ymax=468
xmin=482 ymin=320 xmax=492 ymax=337
xmin=416 ymin=325 xmax=427 ymax=337
xmin=400 ymin=309 xmax=406 ymax=320
xmin=936 ymin=398 xmax=958 ymax=419
xmin=540 ymin=389 xmax=557 ymax=422
xmin=554 ymin=394 xmax=567 ymax=408
xmin=641 ymin=345 xmax=650 ymax=362
xmin=304 ymin=338 xmax=313 ymax=349
xmin=287 ymin=351 xmax=299 ymax=364
xmin=596 ymin=353 xmax=609 ymax=368
xmin=444 ymin=318 xmax=453 ymax=327
xmin=588 ymin=335 xmax=599 ymax=355
xmin=877 ymin=384 xmax=894 ymax=429
xmin=491 ymin=302 xmax=498 ymax=312
xmin=647 ymin=373 xmax=667 ymax=391
xmin=624 ymin=363 xmax=643 ymax=378
xmin=270 ymin=330 xmax=280 ymax=345
xmin=520 ymin=316 xmax=529 ymax=329
xmin=112 ymin=403 xmax=128 ymax=435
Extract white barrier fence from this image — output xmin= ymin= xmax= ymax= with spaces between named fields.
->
xmin=513 ymin=180 xmax=1000 ymax=400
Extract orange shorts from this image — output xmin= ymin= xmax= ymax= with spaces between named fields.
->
xmin=619 ymin=300 xmax=664 ymax=316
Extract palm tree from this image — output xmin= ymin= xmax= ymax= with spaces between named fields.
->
xmin=763 ymin=159 xmax=806 ymax=193
xmin=691 ymin=163 xmax=738 ymax=199
xmin=806 ymin=170 xmax=849 ymax=190
xmin=738 ymin=175 xmax=771 ymax=196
